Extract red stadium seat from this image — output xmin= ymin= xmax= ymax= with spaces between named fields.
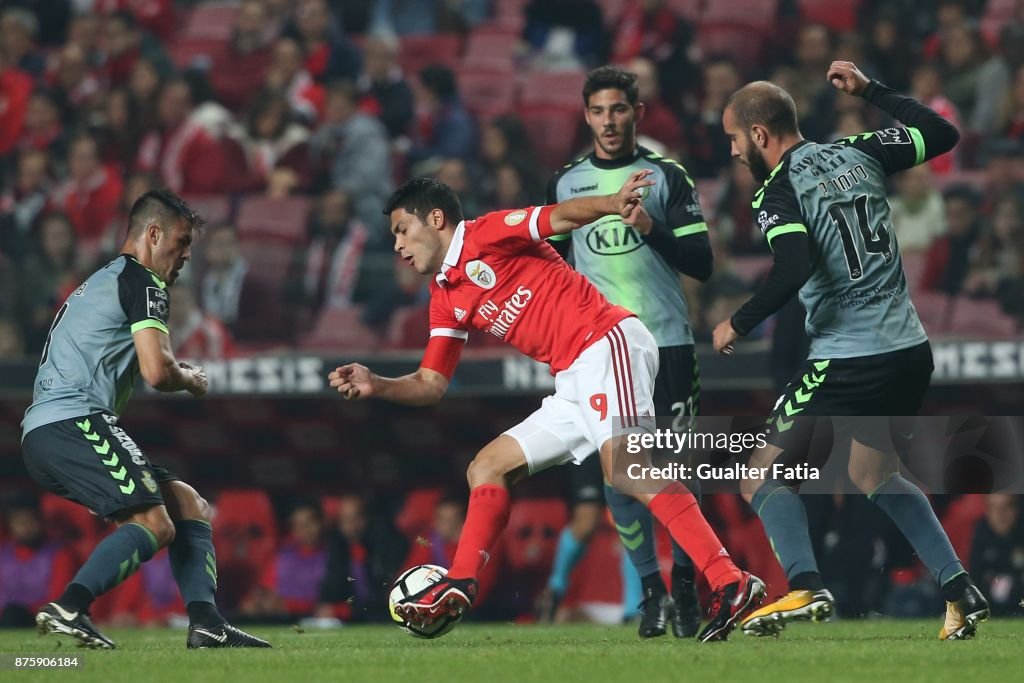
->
xmin=236 ymin=196 xmax=311 ymax=243
xmin=518 ymin=105 xmax=584 ymax=172
xmin=901 ymin=252 xmax=926 ymax=294
xmin=40 ymin=493 xmax=102 ymax=564
xmin=181 ymin=194 xmax=232 ymax=227
xmin=179 ymin=2 xmax=239 ymax=42
xmin=399 ymin=34 xmax=462 ymax=76
xmin=504 ymin=498 xmax=568 ymax=572
xmin=948 ymin=299 xmax=1019 ymax=339
xmin=696 ymin=23 xmax=766 ymax=72
xmin=387 ymin=305 xmax=430 ymax=350
xmin=695 ymin=178 xmax=722 ymax=221
xmin=912 ymin=290 xmax=954 ymax=334
xmin=665 ymin=0 xmax=704 ymax=22
xmin=395 ymin=488 xmax=444 ymax=539
xmin=237 ymin=237 xmax=293 ymax=289
xmin=984 ymin=0 xmax=1018 ymax=21
xmin=595 ymin=0 xmax=629 ymax=24
xmin=495 ymin=0 xmax=530 ymax=21
xmin=519 ymin=70 xmax=587 ymax=109
xmin=300 ymin=306 xmax=383 ymax=352
xmin=942 ymin=495 xmax=986 ymax=566
xmin=212 ymin=489 xmax=278 ymax=609
xmin=703 ymin=0 xmax=779 ymax=31
xmin=456 ymin=65 xmax=519 ymax=119
xmin=799 ymin=0 xmax=861 ymax=33
xmin=464 ymin=24 xmax=523 ymax=64
xmin=560 ymin=523 xmax=623 ymax=608
xmin=213 ymin=489 xmax=277 ymax=543
xmin=167 ymin=39 xmax=229 ymax=71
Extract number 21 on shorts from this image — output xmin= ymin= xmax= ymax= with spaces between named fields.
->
xmin=590 ymin=393 xmax=608 ymax=421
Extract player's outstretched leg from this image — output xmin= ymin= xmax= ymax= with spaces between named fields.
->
xmin=739 ymin=441 xmax=834 ymax=636
xmin=161 ymin=481 xmax=270 ymax=648
xmin=36 ymin=519 xmax=164 ymax=649
xmin=395 ymin=436 xmax=519 ymax=629
xmin=850 ymin=447 xmax=989 ymax=641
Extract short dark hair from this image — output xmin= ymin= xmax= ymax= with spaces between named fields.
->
xmin=108 ymin=8 xmax=136 ymax=30
xmin=418 ymin=65 xmax=458 ymax=101
xmin=383 ymin=177 xmax=464 ymax=225
xmin=325 ymin=79 xmax=359 ymax=106
xmin=725 ymin=81 xmax=800 ymax=137
xmin=583 ymin=65 xmax=638 ymax=107
xmin=127 ymin=189 xmax=203 ymax=237
xmin=943 ymin=184 xmax=980 ymax=206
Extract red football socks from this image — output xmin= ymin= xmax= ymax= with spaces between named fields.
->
xmin=648 ymin=482 xmax=742 ymax=590
xmin=447 ymin=484 xmax=510 ymax=580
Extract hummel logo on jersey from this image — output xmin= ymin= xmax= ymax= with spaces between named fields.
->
xmin=571 ymin=183 xmax=598 ymax=194
xmin=466 ymin=260 xmax=497 ymax=289
xmin=193 ymin=628 xmax=228 ymax=643
xmin=454 ymin=307 xmax=466 ymax=321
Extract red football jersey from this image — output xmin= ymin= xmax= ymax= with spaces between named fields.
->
xmin=426 ymin=206 xmax=633 ymax=374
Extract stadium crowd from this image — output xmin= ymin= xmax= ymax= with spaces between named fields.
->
xmin=1 ymin=0 xmax=1023 ymax=359
xmin=1 ymin=0 xmax=1022 ymax=626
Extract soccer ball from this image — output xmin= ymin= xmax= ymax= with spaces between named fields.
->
xmin=388 ymin=564 xmax=462 ymax=639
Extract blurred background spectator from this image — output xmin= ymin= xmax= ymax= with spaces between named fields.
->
xmin=241 ymin=499 xmax=329 ymax=620
xmin=971 ymin=494 xmax=1024 ymax=616
xmin=318 ymin=493 xmax=408 ymax=622
xmin=0 ymin=494 xmax=75 ymax=628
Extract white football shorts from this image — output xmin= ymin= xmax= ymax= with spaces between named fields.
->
xmin=504 ymin=316 xmax=658 ymax=474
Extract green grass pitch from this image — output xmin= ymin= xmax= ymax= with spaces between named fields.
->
xmin=1 ymin=620 xmax=1021 ymax=683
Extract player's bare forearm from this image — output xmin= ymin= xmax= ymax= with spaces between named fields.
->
xmin=549 ymin=169 xmax=654 ymax=234
xmin=330 ymin=364 xmax=448 ymax=406
xmin=374 ymin=370 xmax=449 ymax=406
xmin=149 ymin=361 xmax=206 ymax=396
xmin=549 ymin=194 xmax=620 ymax=234
xmin=134 ymin=328 xmax=207 ymax=396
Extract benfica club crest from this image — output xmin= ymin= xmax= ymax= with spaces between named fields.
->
xmin=466 ymin=260 xmax=496 ymax=289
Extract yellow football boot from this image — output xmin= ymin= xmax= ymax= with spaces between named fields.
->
xmin=939 ymin=583 xmax=989 ymax=640
xmin=740 ymin=588 xmax=834 ymax=636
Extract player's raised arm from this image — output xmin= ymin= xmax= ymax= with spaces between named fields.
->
xmin=548 ymin=169 xmax=655 ymax=235
xmin=133 ymin=328 xmax=208 ymax=396
xmin=828 ymin=61 xmax=960 ymax=173
xmin=328 ymin=363 xmax=450 ymax=406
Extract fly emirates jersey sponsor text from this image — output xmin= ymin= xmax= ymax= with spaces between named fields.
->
xmin=429 ymin=206 xmax=633 ymax=373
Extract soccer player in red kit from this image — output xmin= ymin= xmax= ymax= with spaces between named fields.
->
xmin=329 ymin=174 xmax=765 ymax=641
